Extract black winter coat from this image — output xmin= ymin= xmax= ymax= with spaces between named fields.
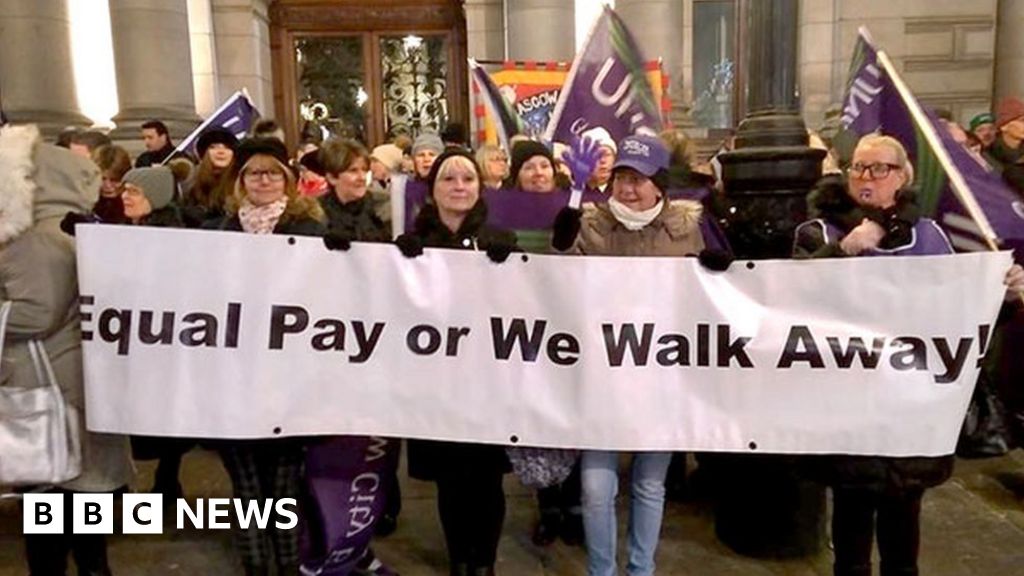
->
xmin=403 ymin=199 xmax=518 ymax=482
xmin=795 ymin=174 xmax=954 ymax=493
xmin=319 ymin=192 xmax=391 ymax=242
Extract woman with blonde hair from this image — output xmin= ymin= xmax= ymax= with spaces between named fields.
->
xmin=794 ymin=133 xmax=1024 ymax=576
xmin=475 ymin=143 xmax=509 ymax=190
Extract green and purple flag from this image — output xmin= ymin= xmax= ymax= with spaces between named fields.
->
xmin=544 ymin=6 xmax=663 ymax=145
xmin=840 ymin=28 xmax=1024 ymax=253
xmin=469 ymin=59 xmax=526 ymax=152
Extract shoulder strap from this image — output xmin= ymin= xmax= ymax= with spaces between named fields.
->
xmin=0 ymin=301 xmax=11 ymax=364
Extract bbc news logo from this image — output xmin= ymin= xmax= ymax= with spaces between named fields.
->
xmin=23 ymin=494 xmax=298 ymax=534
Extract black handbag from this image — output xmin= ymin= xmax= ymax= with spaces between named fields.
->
xmin=957 ymin=372 xmax=1013 ymax=458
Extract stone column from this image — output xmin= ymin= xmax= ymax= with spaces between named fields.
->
xmin=995 ymin=0 xmax=1024 ymax=103
xmin=211 ymin=0 xmax=273 ymax=118
xmin=0 ymin=0 xmax=90 ymax=133
xmin=189 ymin=0 xmax=220 ymax=117
xmin=109 ymin=0 xmax=200 ymax=139
xmin=506 ymin=0 xmax=574 ymax=62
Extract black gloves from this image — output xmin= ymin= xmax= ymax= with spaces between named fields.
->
xmin=696 ymin=249 xmax=734 ymax=272
xmin=485 ymin=242 xmax=515 ymax=263
xmin=394 ymin=234 xmax=424 ymax=258
xmin=323 ymin=228 xmax=353 ymax=251
xmin=60 ymin=212 xmax=98 ymax=236
xmin=551 ymin=206 xmax=582 ymax=251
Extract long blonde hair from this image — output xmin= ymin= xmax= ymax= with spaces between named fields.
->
xmin=227 ymin=154 xmax=324 ymax=221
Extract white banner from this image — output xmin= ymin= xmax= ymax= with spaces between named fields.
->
xmin=76 ymin=226 xmax=1010 ymax=456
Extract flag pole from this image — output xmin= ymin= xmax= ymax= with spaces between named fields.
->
xmin=875 ymin=49 xmax=1000 ymax=251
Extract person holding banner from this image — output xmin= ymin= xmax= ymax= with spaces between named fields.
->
xmin=206 ymin=137 xmax=325 ymax=576
xmin=792 ymin=133 xmax=1024 ymax=576
xmin=550 ymin=133 xmax=730 ymax=576
xmin=396 ymin=149 xmax=519 ymax=576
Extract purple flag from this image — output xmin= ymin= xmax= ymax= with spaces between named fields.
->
xmin=300 ymin=436 xmax=400 ymax=575
xmin=840 ymin=28 xmax=1024 ymax=252
xmin=470 ymin=59 xmax=526 ymax=152
xmin=544 ymin=6 xmax=663 ymax=145
xmin=168 ymin=90 xmax=260 ymax=162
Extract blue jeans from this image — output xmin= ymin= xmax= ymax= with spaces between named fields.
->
xmin=581 ymin=450 xmax=672 ymax=576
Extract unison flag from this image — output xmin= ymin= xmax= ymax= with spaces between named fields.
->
xmin=168 ymin=89 xmax=260 ymax=161
xmin=839 ymin=28 xmax=1024 ymax=253
xmin=544 ymin=6 xmax=663 ymax=145
xmin=469 ymin=59 xmax=526 ymax=151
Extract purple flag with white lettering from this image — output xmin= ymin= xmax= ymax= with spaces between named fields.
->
xmin=301 ymin=436 xmax=400 ymax=575
xmin=840 ymin=28 xmax=1024 ymax=253
xmin=544 ymin=6 xmax=663 ymax=145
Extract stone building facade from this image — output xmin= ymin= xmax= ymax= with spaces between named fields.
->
xmin=1 ymin=0 xmax=1023 ymax=145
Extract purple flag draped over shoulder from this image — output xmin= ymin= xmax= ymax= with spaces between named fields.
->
xmin=840 ymin=28 xmax=1024 ymax=253
xmin=544 ymin=6 xmax=663 ymax=145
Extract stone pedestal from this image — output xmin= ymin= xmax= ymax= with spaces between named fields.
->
xmin=109 ymin=0 xmax=201 ymax=139
xmin=506 ymin=0 xmax=574 ymax=62
xmin=0 ymin=0 xmax=91 ymax=134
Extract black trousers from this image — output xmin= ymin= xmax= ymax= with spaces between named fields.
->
xmin=435 ymin=468 xmax=506 ymax=568
xmin=537 ymin=461 xmax=582 ymax=517
xmin=22 ymin=490 xmax=112 ymax=576
xmin=832 ymin=487 xmax=924 ymax=576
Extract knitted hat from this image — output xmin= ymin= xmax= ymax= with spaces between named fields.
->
xmin=411 ymin=132 xmax=444 ymax=156
xmin=371 ymin=143 xmax=404 ymax=171
xmin=997 ymin=98 xmax=1024 ymax=128
xmin=969 ymin=112 xmax=996 ymax=132
xmin=509 ymin=140 xmax=554 ymax=187
xmin=234 ymin=137 xmax=290 ymax=171
xmin=581 ymin=126 xmax=617 ymax=154
xmin=196 ymin=127 xmax=240 ymax=159
xmin=426 ymin=149 xmax=481 ymax=196
xmin=122 ymin=166 xmax=175 ymax=210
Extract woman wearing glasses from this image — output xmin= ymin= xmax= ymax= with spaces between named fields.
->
xmin=207 ymin=138 xmax=325 ymax=576
xmin=793 ymin=133 xmax=1024 ymax=576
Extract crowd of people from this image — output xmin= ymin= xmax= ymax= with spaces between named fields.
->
xmin=3 ymin=100 xmax=1024 ymax=576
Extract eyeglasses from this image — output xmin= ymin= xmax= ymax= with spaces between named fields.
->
xmin=848 ymin=162 xmax=902 ymax=180
xmin=243 ymin=169 xmax=286 ymax=182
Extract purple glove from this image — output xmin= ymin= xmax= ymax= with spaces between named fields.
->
xmin=561 ymin=135 xmax=603 ymax=191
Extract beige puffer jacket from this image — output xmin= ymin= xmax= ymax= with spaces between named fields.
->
xmin=572 ymin=199 xmax=707 ymax=256
xmin=0 ymin=125 xmax=132 ymax=492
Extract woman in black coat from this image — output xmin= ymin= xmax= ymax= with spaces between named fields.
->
xmin=395 ymin=149 xmax=519 ymax=576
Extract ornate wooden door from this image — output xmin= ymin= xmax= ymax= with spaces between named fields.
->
xmin=270 ymin=0 xmax=467 ymax=149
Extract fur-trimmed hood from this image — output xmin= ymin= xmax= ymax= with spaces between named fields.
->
xmin=0 ymin=125 xmax=100 ymax=244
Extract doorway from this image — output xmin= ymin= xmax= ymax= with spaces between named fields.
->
xmin=270 ymin=0 xmax=468 ymax=149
